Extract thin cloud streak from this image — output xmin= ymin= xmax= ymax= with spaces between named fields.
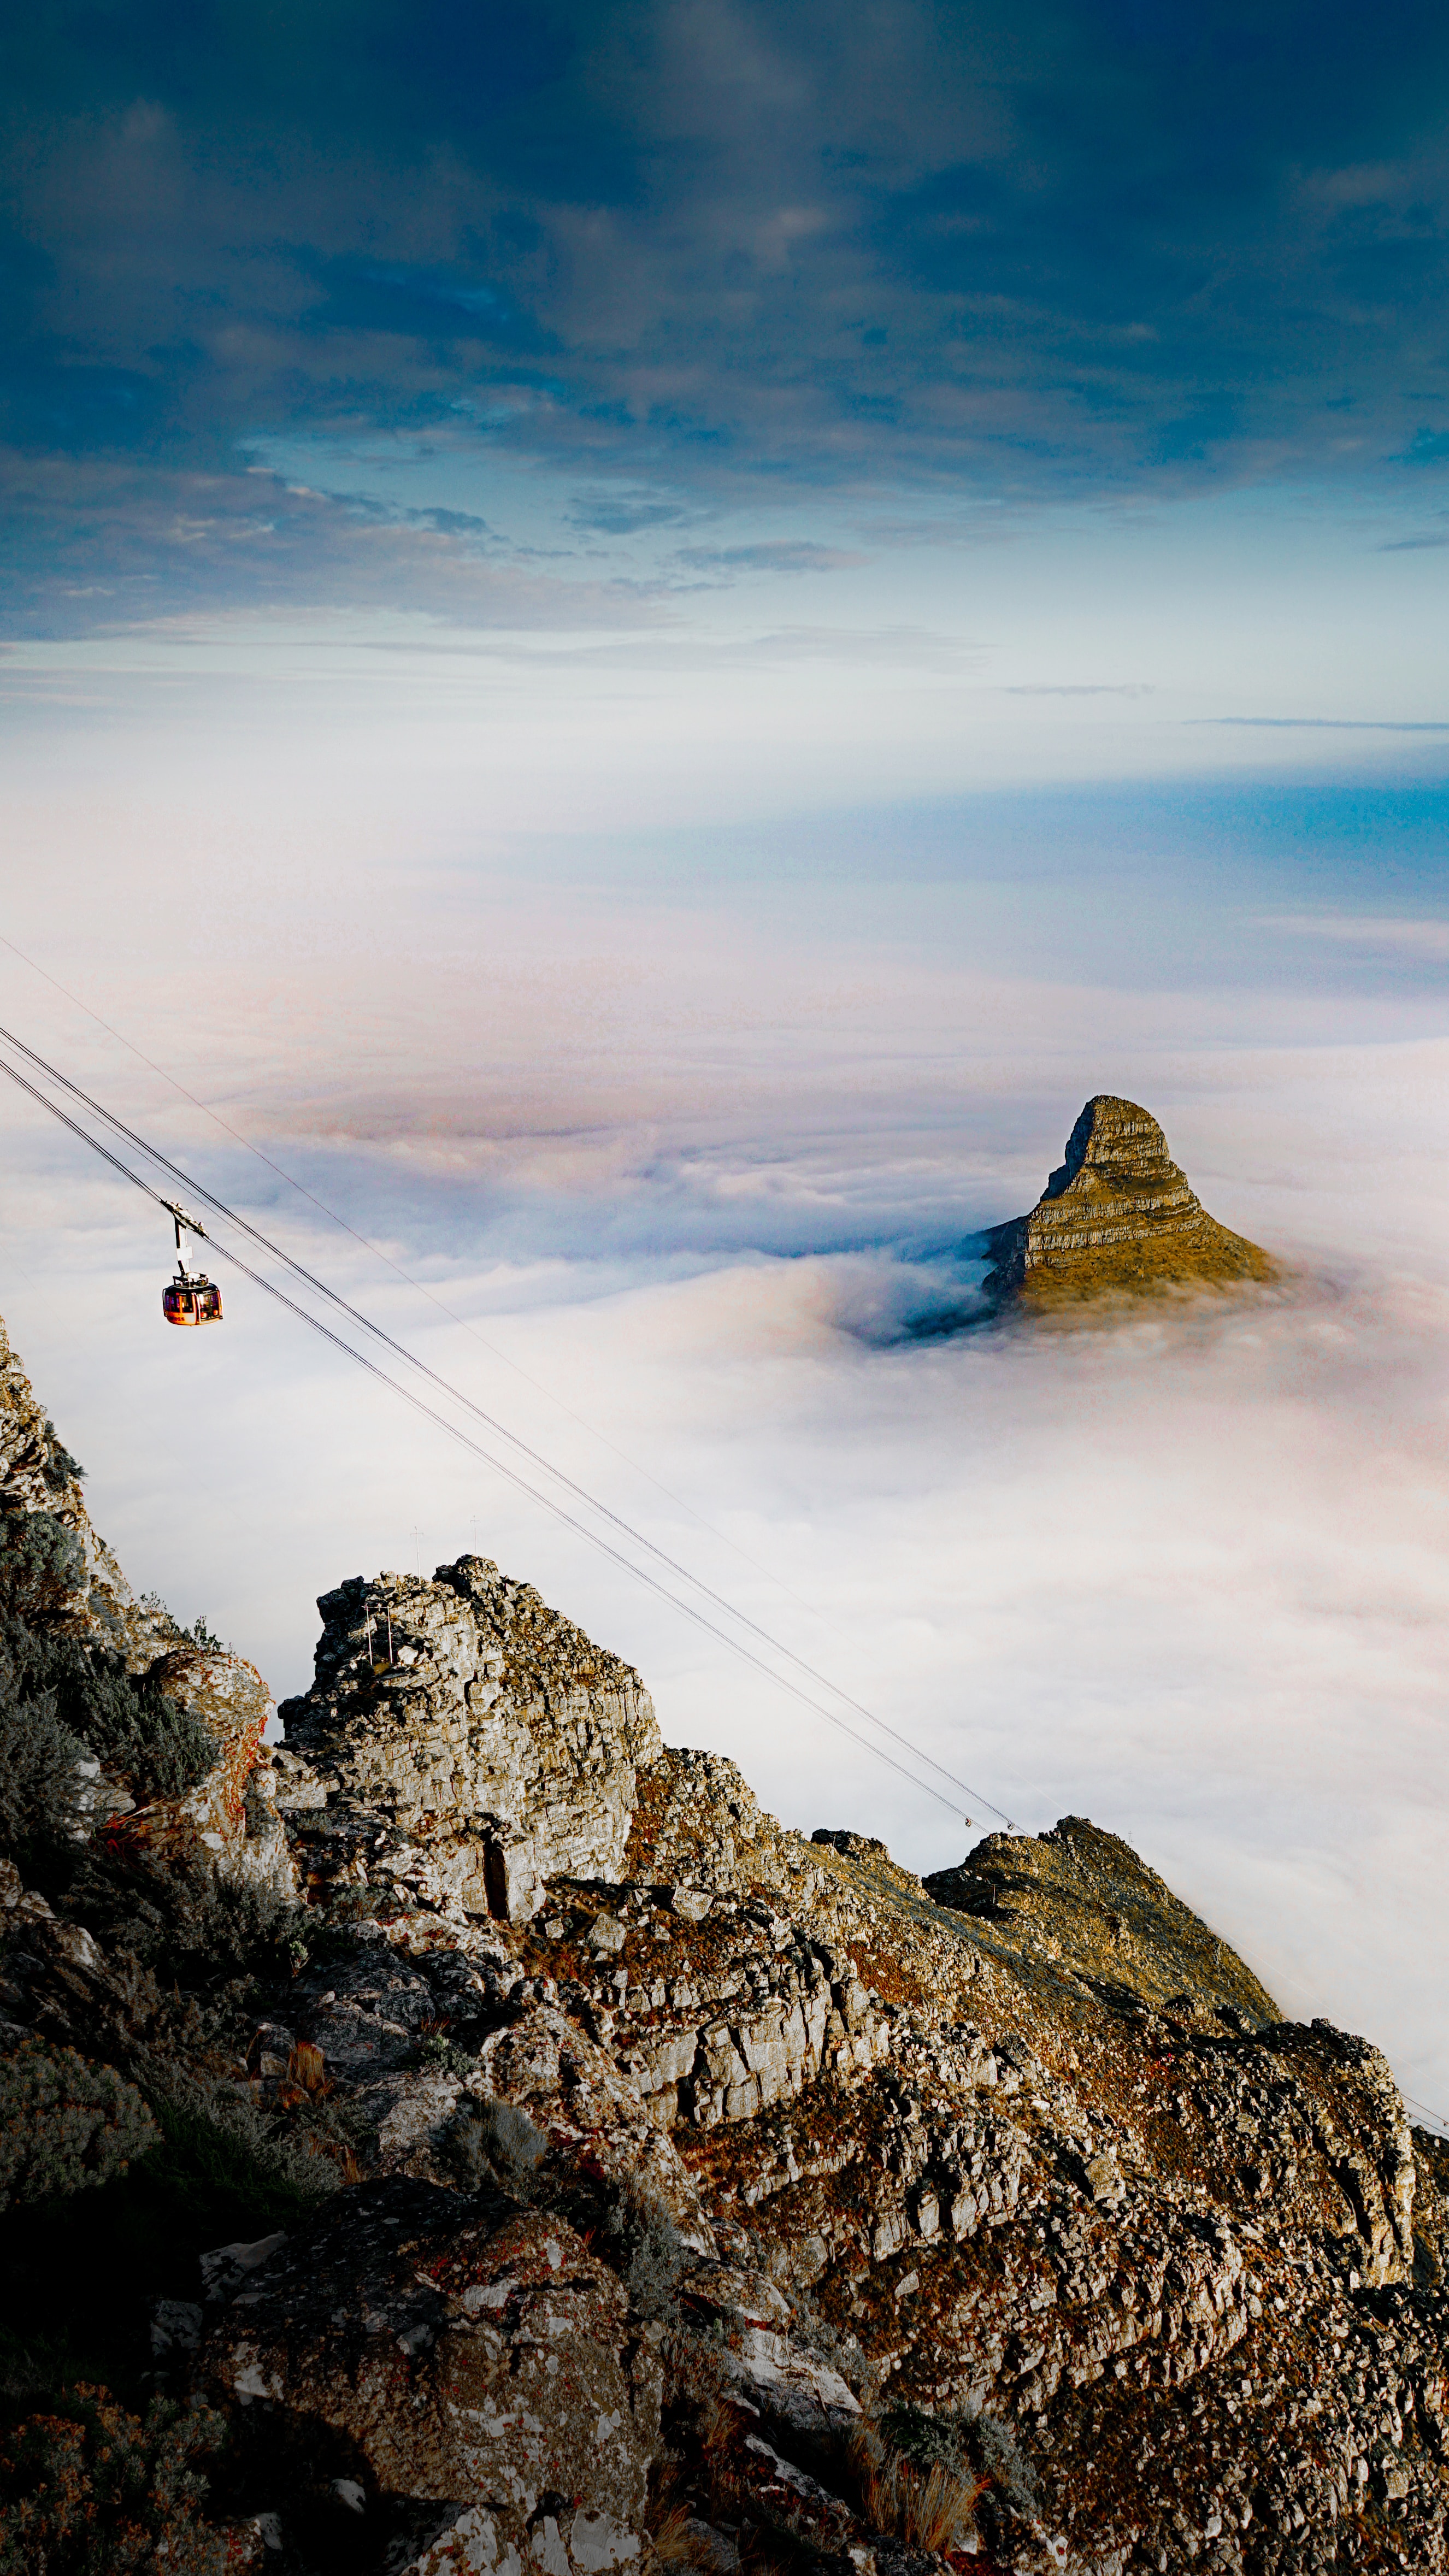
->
xmin=1258 ymin=912 xmax=1449 ymax=956
xmin=1203 ymin=716 xmax=1449 ymax=732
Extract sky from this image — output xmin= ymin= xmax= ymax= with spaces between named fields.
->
xmin=2 ymin=3 xmax=1449 ymax=2112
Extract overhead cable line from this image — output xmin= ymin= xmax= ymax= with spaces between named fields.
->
xmin=0 ymin=1033 xmax=1017 ymax=1831
xmin=0 ymin=1015 xmax=1011 ymax=1826
xmin=0 ymin=929 xmax=835 ymax=1617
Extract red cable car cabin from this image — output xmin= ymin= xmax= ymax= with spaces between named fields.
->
xmin=163 ymin=1273 xmax=222 ymax=1326
xmin=161 ymin=1207 xmax=222 ymax=1324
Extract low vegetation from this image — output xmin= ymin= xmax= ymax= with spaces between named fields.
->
xmin=0 ymin=2041 xmax=158 ymax=2214
xmin=0 ymin=2384 xmax=231 ymax=2576
xmin=0 ymin=1512 xmax=216 ymax=1871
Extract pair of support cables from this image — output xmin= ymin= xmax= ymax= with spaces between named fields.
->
xmin=0 ymin=1013 xmax=1017 ymax=1837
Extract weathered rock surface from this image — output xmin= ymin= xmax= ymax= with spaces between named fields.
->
xmin=0 ymin=1312 xmax=291 ymax=1892
xmin=7 ymin=1309 xmax=1449 ymax=2575
xmin=277 ymin=1555 xmax=661 ymax=1922
xmin=196 ymin=2176 xmax=660 ymax=2576
xmin=985 ymin=1097 xmax=1277 ymax=1306
xmin=0 ymin=1312 xmax=171 ymax=1665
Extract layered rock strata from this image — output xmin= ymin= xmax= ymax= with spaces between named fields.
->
xmin=985 ymin=1096 xmax=1277 ymax=1305
xmin=277 ymin=1555 xmax=661 ymax=1921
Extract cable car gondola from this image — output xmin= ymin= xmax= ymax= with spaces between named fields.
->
xmin=162 ymin=1204 xmax=222 ymax=1327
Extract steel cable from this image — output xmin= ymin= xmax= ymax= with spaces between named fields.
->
xmin=0 ymin=1032 xmax=1018 ymax=1830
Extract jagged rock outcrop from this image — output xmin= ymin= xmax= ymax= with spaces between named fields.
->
xmin=985 ymin=1097 xmax=1277 ymax=1306
xmin=7 ymin=1313 xmax=1449 ymax=2575
xmin=276 ymin=1556 xmax=661 ymax=1922
xmin=0 ymin=1313 xmax=290 ymax=1893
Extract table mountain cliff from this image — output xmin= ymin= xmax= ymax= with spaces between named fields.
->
xmin=985 ymin=1099 xmax=1277 ymax=1307
xmin=2 ymin=1308 xmax=1445 ymax=2576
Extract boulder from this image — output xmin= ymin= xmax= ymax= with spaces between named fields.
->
xmin=111 ymin=1644 xmax=294 ymax=1897
xmin=195 ymin=2177 xmax=659 ymax=2576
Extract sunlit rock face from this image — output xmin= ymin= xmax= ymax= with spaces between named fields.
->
xmin=276 ymin=1555 xmax=662 ymax=1922
xmin=0 ymin=1314 xmax=173 ymax=1667
xmin=984 ymin=1094 xmax=1278 ymax=1305
xmin=0 ymin=1311 xmax=292 ymax=1893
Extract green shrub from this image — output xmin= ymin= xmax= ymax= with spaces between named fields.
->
xmin=0 ymin=2043 xmax=159 ymax=2214
xmin=603 ymin=2170 xmax=691 ymax=2319
xmin=880 ymin=2396 xmax=1041 ymax=2522
xmin=0 ymin=1688 xmax=86 ymax=1860
xmin=38 ymin=1640 xmax=215 ymax=1806
xmin=442 ymin=2096 xmax=547 ymax=2198
xmin=0 ymin=2384 xmax=230 ymax=2575
xmin=70 ymin=1851 xmax=301 ymax=1994
xmin=136 ymin=2055 xmax=342 ymax=2211
xmin=39 ymin=1421 xmax=86 ymax=1496
xmin=0 ymin=1511 xmax=85 ymax=1625
xmin=0 ymin=2062 xmax=345 ymax=2417
xmin=0 ymin=1512 xmax=216 ymax=1836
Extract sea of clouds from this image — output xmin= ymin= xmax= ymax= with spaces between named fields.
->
xmin=2 ymin=771 xmax=1447 ymax=2120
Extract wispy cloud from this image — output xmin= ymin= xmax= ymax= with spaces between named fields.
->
xmin=568 ymin=492 xmax=696 ymax=538
xmin=674 ymin=540 xmax=868 ymax=577
xmin=1257 ymin=912 xmax=1449 ymax=957
xmin=1200 ymin=716 xmax=1449 ymax=731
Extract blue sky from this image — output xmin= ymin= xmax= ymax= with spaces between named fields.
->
xmin=5 ymin=0 xmax=1449 ymax=837
xmin=5 ymin=0 xmax=1449 ymax=650
xmin=4 ymin=3 xmax=1449 ymax=2102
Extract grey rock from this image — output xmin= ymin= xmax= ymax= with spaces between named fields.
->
xmin=195 ymin=2178 xmax=658 ymax=2574
xmin=668 ymin=1884 xmax=713 ymax=1921
xmin=278 ymin=1554 xmax=660 ymax=1920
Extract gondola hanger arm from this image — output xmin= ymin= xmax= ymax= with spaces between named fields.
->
xmin=160 ymin=1197 xmax=209 ymax=1242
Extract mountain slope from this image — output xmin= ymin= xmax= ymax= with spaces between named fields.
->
xmin=2 ymin=1311 xmax=1446 ymax=2576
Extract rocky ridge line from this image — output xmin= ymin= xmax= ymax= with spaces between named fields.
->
xmin=3 ymin=1319 xmax=1448 ymax=2575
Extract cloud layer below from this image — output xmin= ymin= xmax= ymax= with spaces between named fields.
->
xmin=2 ymin=782 xmax=1447 ymax=2117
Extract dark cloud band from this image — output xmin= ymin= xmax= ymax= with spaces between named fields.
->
xmin=6 ymin=0 xmax=1449 ymax=628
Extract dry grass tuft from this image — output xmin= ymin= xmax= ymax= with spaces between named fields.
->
xmin=649 ymin=2507 xmax=702 ymax=2568
xmin=847 ymin=2421 xmax=986 ymax=2551
xmin=902 ymin=2456 xmax=988 ymax=2551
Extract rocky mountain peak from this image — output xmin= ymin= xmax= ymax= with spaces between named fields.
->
xmin=1046 ymin=1094 xmax=1181 ymax=1195
xmin=985 ymin=1093 xmax=1277 ymax=1305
